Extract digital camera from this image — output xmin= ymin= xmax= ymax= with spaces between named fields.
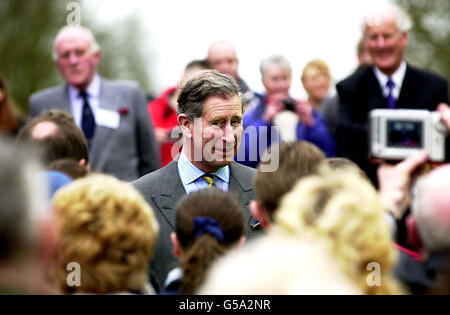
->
xmin=281 ymin=98 xmax=296 ymax=112
xmin=369 ymin=109 xmax=448 ymax=161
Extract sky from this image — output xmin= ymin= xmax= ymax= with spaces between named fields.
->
xmin=85 ymin=0 xmax=390 ymax=98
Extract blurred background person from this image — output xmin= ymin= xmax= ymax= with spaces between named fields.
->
xmin=148 ymin=60 xmax=212 ymax=167
xmin=0 ymin=74 xmax=24 ymax=138
xmin=164 ymin=189 xmax=246 ymax=294
xmin=356 ymin=37 xmax=374 ymax=68
xmin=47 ymin=159 xmax=89 ymax=180
xmin=321 ymin=38 xmax=373 ymax=141
xmin=198 ymin=231 xmax=360 ymax=295
xmin=0 ymin=139 xmax=57 ymax=294
xmin=326 ymin=157 xmax=370 ymax=182
xmin=300 ymin=59 xmax=332 ymax=110
xmin=275 ymin=166 xmax=404 ymax=294
xmin=251 ymin=141 xmax=326 ymax=231
xmin=336 ymin=3 xmax=449 ymax=185
xmin=376 ymin=152 xmax=450 ymax=294
xmin=407 ymin=165 xmax=450 ymax=294
xmin=237 ymin=55 xmax=334 ymax=168
xmin=28 ymin=25 xmax=160 ymax=181
xmin=51 ymin=174 xmax=159 ymax=294
xmin=207 ymin=41 xmax=259 ymax=112
xmin=17 ymin=109 xmax=90 ymax=178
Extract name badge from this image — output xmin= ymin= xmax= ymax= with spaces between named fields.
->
xmin=96 ymin=108 xmax=120 ymax=129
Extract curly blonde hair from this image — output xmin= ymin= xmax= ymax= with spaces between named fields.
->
xmin=52 ymin=174 xmax=159 ymax=294
xmin=275 ymin=166 xmax=404 ymax=294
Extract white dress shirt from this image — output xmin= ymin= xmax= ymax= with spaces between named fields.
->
xmin=177 ymin=148 xmax=230 ymax=194
xmin=67 ymin=74 xmax=101 ymax=127
xmin=373 ymin=61 xmax=407 ymax=100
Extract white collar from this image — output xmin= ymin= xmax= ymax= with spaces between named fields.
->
xmin=178 ymin=148 xmax=230 ymax=185
xmin=373 ymin=61 xmax=407 ymax=93
xmin=68 ymin=74 xmax=101 ymax=98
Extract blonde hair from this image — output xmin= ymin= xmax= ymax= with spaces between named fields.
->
xmin=199 ymin=231 xmax=360 ymax=295
xmin=301 ymin=59 xmax=331 ymax=84
xmin=52 ymin=174 xmax=159 ymax=294
xmin=275 ymin=167 xmax=404 ymax=294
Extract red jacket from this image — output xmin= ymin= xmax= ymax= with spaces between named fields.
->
xmin=148 ymin=87 xmax=179 ymax=167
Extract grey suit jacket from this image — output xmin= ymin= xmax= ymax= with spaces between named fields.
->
xmin=28 ymin=78 xmax=160 ymax=181
xmin=132 ymin=159 xmax=257 ymax=292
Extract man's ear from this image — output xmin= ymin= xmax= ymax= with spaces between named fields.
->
xmin=177 ymin=114 xmax=192 ymax=139
xmin=170 ymin=232 xmax=182 ymax=258
xmin=92 ymin=49 xmax=102 ymax=65
xmin=250 ymin=200 xmax=271 ymax=230
xmin=78 ymin=159 xmax=91 ymax=172
xmin=402 ymin=31 xmax=409 ymax=48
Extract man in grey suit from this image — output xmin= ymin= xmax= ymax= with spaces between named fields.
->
xmin=28 ymin=26 xmax=160 ymax=181
xmin=133 ymin=70 xmax=259 ymax=292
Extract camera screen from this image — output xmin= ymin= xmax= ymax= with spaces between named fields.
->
xmin=387 ymin=120 xmax=423 ymax=148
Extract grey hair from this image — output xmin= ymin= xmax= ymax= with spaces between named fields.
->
xmin=0 ymin=139 xmax=48 ymax=262
xmin=260 ymin=55 xmax=292 ymax=78
xmin=362 ymin=3 xmax=412 ymax=34
xmin=411 ymin=168 xmax=450 ymax=252
xmin=177 ymin=70 xmax=245 ymax=120
xmin=52 ymin=25 xmax=101 ymax=61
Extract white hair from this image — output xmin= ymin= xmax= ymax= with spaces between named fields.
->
xmin=362 ymin=3 xmax=412 ymax=34
xmin=412 ymin=166 xmax=450 ymax=252
xmin=52 ymin=25 xmax=101 ymax=61
xmin=259 ymin=55 xmax=292 ymax=78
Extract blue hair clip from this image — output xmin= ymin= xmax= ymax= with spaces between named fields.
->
xmin=193 ymin=216 xmax=224 ymax=243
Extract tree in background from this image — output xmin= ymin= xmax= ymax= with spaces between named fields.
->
xmin=0 ymin=0 xmax=154 ymax=114
xmin=396 ymin=0 xmax=450 ymax=88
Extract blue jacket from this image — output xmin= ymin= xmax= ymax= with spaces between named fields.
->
xmin=236 ymin=94 xmax=335 ymax=168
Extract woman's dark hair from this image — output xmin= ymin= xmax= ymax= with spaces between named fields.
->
xmin=0 ymin=75 xmax=22 ymax=135
xmin=175 ymin=188 xmax=245 ymax=294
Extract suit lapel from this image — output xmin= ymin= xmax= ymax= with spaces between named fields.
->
xmin=366 ymin=70 xmax=385 ymax=110
xmin=397 ymin=65 xmax=416 ymax=109
xmin=229 ymin=162 xmax=253 ymax=212
xmin=151 ymin=161 xmax=253 ymax=230
xmin=152 ymin=159 xmax=186 ymax=230
xmin=58 ymin=85 xmax=72 ymax=113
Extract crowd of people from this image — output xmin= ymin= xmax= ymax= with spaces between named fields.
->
xmin=1 ymin=3 xmax=450 ymax=295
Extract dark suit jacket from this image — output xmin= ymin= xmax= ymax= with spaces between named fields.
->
xmin=28 ymin=78 xmax=160 ymax=181
xmin=336 ymin=65 xmax=449 ymax=182
xmin=132 ymin=159 xmax=257 ymax=292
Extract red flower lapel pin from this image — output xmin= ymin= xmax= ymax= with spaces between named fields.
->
xmin=118 ymin=107 xmax=129 ymax=116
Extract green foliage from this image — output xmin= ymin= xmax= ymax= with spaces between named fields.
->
xmin=395 ymin=0 xmax=450 ymax=85
xmin=0 ymin=0 xmax=154 ymax=114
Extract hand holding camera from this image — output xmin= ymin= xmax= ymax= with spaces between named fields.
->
xmin=263 ymin=93 xmax=289 ymax=122
xmin=295 ymin=100 xmax=314 ymax=127
xmin=370 ymin=109 xmax=449 ymax=162
xmin=437 ymin=103 xmax=450 ymax=130
xmin=378 ymin=150 xmax=429 ymax=220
